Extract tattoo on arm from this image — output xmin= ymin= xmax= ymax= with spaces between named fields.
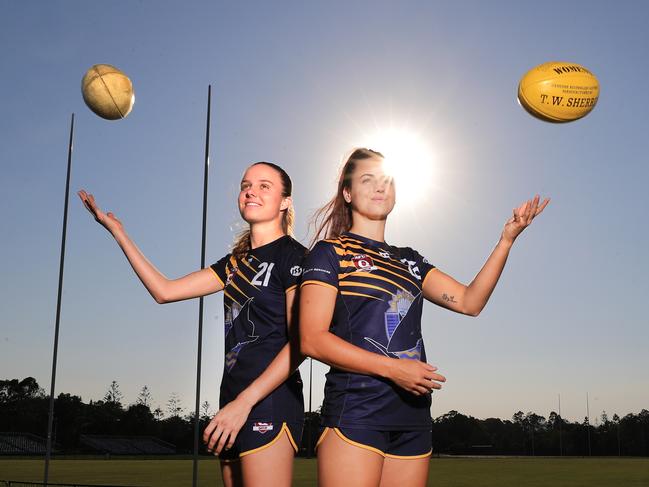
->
xmin=442 ymin=293 xmax=457 ymax=304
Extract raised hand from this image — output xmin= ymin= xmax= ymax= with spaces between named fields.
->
xmin=502 ymin=195 xmax=550 ymax=244
xmin=77 ymin=189 xmax=123 ymax=235
xmin=387 ymin=359 xmax=446 ymax=396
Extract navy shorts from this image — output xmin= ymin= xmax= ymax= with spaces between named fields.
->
xmin=218 ymin=421 xmax=302 ymax=461
xmin=316 ymin=427 xmax=432 ymax=459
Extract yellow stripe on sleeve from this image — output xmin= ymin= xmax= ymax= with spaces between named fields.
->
xmin=300 ymin=280 xmax=338 ymax=292
xmin=208 ymin=267 xmax=224 ymax=287
xmin=285 ymin=284 xmax=298 ymax=294
xmin=421 ymin=267 xmax=439 ymax=289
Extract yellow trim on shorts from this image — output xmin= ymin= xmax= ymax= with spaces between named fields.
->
xmin=385 ymin=449 xmax=432 ymax=460
xmin=315 ymin=427 xmax=329 ymax=450
xmin=300 ymin=280 xmax=338 ymax=292
xmin=209 ymin=266 xmax=225 ymax=287
xmin=239 ymin=423 xmax=297 ymax=458
xmin=333 ymin=428 xmax=385 ymax=457
xmin=284 ymin=423 xmax=299 ymax=452
xmin=285 ymin=284 xmax=297 ymax=294
xmin=320 ymin=427 xmax=432 ymax=460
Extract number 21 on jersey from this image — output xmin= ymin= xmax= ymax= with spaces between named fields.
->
xmin=251 ymin=262 xmax=275 ymax=287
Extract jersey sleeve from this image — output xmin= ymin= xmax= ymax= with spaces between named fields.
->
xmin=278 ymin=239 xmax=309 ymax=293
xmin=412 ymin=248 xmax=436 ymax=286
xmin=300 ymin=240 xmax=339 ymax=292
xmin=209 ymin=254 xmax=231 ymax=287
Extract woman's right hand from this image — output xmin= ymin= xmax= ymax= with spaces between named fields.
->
xmin=78 ymin=190 xmax=123 ymax=235
xmin=386 ymin=358 xmax=446 ymax=396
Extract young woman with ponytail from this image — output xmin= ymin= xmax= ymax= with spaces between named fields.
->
xmin=78 ymin=162 xmax=306 ymax=487
xmin=300 ymin=148 xmax=549 ymax=486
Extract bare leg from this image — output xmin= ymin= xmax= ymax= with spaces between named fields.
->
xmin=379 ymin=455 xmax=430 ymax=487
xmin=240 ymin=429 xmax=296 ymax=487
xmin=317 ymin=428 xmax=384 ymax=487
xmin=220 ymin=459 xmax=243 ymax=487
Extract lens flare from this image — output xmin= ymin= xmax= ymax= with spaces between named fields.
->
xmin=359 ymin=128 xmax=434 ymax=207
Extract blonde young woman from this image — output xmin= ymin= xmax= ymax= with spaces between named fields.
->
xmin=299 ymin=148 xmax=549 ymax=487
xmin=79 ymin=162 xmax=305 ymax=487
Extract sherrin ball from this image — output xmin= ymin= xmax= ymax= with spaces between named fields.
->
xmin=517 ymin=62 xmax=599 ymax=123
xmin=81 ymin=64 xmax=135 ymax=120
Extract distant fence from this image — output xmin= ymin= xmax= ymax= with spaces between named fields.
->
xmin=1 ymin=482 xmax=144 ymax=487
xmin=79 ymin=435 xmax=176 ymax=455
xmin=0 ymin=433 xmax=51 ymax=455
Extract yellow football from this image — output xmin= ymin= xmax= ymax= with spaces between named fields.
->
xmin=517 ymin=62 xmax=599 ymax=123
xmin=81 ymin=64 xmax=135 ymax=120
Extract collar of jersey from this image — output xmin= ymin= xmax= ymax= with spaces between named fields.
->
xmin=247 ymin=234 xmax=289 ymax=255
xmin=342 ymin=231 xmax=391 ymax=251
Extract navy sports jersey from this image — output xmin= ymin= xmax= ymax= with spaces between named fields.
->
xmin=301 ymin=232 xmax=436 ymax=431
xmin=210 ymin=235 xmax=306 ymax=424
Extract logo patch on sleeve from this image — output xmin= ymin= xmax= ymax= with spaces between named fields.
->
xmin=225 ymin=264 xmax=239 ymax=285
xmin=352 ymin=254 xmax=377 ymax=272
xmin=252 ymin=422 xmax=274 ymax=434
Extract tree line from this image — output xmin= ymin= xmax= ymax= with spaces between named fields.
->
xmin=2 ymin=378 xmax=647 ymax=456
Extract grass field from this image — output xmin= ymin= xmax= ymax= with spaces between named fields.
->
xmin=1 ymin=457 xmax=648 ymax=486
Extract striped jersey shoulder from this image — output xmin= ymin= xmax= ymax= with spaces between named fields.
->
xmin=321 ymin=235 xmax=377 ymax=257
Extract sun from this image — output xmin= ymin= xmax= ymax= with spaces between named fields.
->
xmin=357 ymin=127 xmax=435 ymax=207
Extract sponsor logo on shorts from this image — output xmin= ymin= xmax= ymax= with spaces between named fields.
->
xmin=378 ymin=250 xmax=391 ymax=259
xmin=290 ymin=265 xmax=303 ymax=276
xmin=252 ymin=422 xmax=274 ymax=434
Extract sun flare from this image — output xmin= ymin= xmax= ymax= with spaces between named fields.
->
xmin=358 ymin=128 xmax=435 ymax=207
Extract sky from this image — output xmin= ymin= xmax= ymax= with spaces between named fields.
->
xmin=1 ymin=0 xmax=648 ymax=424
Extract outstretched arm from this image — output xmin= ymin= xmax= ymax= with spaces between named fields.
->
xmin=299 ymin=283 xmax=445 ymax=396
xmin=423 ymin=195 xmax=550 ymax=316
xmin=203 ymin=289 xmax=305 ymax=455
xmin=78 ymin=190 xmax=222 ymax=303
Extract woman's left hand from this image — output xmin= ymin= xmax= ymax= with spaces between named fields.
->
xmin=502 ymin=195 xmax=550 ymax=244
xmin=202 ymin=396 xmax=253 ymax=456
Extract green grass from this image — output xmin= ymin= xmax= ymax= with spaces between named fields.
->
xmin=1 ymin=457 xmax=648 ymax=486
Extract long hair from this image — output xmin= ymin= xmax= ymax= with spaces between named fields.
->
xmin=310 ymin=148 xmax=383 ymax=246
xmin=232 ymin=162 xmax=294 ymax=260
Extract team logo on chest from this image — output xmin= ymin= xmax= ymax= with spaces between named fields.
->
xmin=351 ymin=254 xmax=377 ymax=272
xmin=384 ymin=290 xmax=414 ymax=341
xmin=364 ymin=290 xmax=423 ymax=361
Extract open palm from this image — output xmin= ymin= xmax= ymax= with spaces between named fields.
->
xmin=77 ymin=189 xmax=123 ymax=234
xmin=502 ymin=195 xmax=550 ymax=243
